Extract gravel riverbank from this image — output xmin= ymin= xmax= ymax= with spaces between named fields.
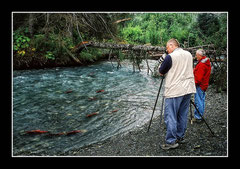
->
xmin=60 ymin=85 xmax=228 ymax=157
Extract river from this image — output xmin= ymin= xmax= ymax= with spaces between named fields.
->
xmin=13 ymin=60 xmax=164 ymax=156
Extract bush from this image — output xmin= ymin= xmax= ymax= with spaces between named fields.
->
xmin=79 ymin=48 xmax=105 ymax=62
xmin=13 ymin=29 xmax=31 ymax=56
xmin=121 ymin=25 xmax=143 ymax=44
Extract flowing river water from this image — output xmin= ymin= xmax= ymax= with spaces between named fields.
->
xmin=13 ymin=60 xmax=164 ymax=156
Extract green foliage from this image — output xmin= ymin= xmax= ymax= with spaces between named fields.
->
xmin=197 ymin=13 xmax=220 ymax=38
xmin=79 ymin=48 xmax=104 ymax=62
xmin=119 ymin=13 xmax=227 ymax=48
xmin=121 ymin=25 xmax=143 ymax=44
xmin=45 ymin=51 xmax=55 ymax=60
xmin=169 ymin=23 xmax=188 ymax=43
xmin=13 ymin=30 xmax=31 ymax=54
xmin=31 ymin=33 xmax=74 ymax=60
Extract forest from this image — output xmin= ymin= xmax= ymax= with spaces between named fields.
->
xmin=12 ymin=12 xmax=227 ymax=92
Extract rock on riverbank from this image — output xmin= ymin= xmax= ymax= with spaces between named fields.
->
xmin=61 ymin=85 xmax=227 ymax=156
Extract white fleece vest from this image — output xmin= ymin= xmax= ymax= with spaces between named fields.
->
xmin=164 ymin=48 xmax=196 ymax=98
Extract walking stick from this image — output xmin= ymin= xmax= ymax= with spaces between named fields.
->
xmin=190 ymin=100 xmax=215 ymax=136
xmin=147 ymin=76 xmax=164 ymax=132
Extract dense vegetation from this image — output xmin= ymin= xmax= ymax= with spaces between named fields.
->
xmin=13 ymin=13 xmax=121 ymax=68
xmin=13 ymin=12 xmax=227 ymax=92
xmin=120 ymin=13 xmax=227 ymax=49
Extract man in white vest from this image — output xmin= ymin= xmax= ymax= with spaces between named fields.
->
xmin=159 ymin=38 xmax=196 ymax=150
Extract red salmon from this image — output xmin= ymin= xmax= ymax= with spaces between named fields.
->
xmin=86 ymin=112 xmax=99 ymax=117
xmin=96 ymin=90 xmax=104 ymax=93
xmin=26 ymin=130 xmax=49 ymax=134
xmin=66 ymin=130 xmax=82 ymax=136
xmin=65 ymin=90 xmax=73 ymax=94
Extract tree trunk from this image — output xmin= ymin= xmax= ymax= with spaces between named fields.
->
xmin=73 ymin=41 xmax=226 ymax=61
xmin=61 ymin=41 xmax=81 ymax=64
xmin=87 ymin=41 xmax=166 ymax=52
xmin=28 ymin=13 xmax=34 ymax=37
xmin=74 ymin=41 xmax=223 ymax=55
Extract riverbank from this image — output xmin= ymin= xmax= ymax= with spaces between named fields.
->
xmin=60 ymin=85 xmax=227 ymax=157
xmin=13 ymin=51 xmax=110 ymax=70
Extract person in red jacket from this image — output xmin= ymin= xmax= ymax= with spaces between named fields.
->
xmin=193 ymin=49 xmax=211 ymax=121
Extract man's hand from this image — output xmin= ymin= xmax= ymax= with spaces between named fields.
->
xmin=159 ymin=73 xmax=165 ymax=79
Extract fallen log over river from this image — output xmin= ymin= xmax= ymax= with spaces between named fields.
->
xmin=73 ymin=41 xmax=226 ymax=57
xmin=72 ymin=41 xmax=166 ymax=54
xmin=71 ymin=41 xmax=227 ymax=76
xmin=87 ymin=41 xmax=166 ymax=52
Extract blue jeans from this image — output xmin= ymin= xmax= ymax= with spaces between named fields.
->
xmin=194 ymin=86 xmax=206 ymax=120
xmin=164 ymin=94 xmax=191 ymax=144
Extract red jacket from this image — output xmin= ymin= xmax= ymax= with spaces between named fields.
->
xmin=193 ymin=56 xmax=211 ymax=91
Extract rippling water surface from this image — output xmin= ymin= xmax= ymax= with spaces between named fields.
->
xmin=13 ymin=60 xmax=164 ymax=155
